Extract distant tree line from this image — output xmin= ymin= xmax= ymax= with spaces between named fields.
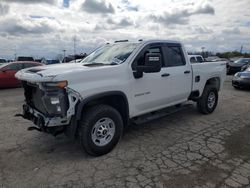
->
xmin=188 ymin=51 xmax=250 ymax=59
xmin=216 ymin=51 xmax=250 ymax=59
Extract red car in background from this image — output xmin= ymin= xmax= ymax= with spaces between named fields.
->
xmin=0 ymin=61 xmax=43 ymax=88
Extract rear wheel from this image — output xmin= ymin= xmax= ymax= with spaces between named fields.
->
xmin=78 ymin=104 xmax=123 ymax=156
xmin=197 ymin=85 xmax=218 ymax=114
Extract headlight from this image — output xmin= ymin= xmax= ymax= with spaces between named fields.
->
xmin=234 ymin=73 xmax=240 ymax=77
xmin=44 ymin=81 xmax=68 ymax=88
xmin=41 ymin=85 xmax=69 ymax=116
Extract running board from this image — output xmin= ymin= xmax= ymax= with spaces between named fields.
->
xmin=132 ymin=103 xmax=192 ymax=125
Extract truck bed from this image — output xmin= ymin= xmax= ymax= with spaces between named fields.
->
xmin=191 ymin=61 xmax=227 ymax=95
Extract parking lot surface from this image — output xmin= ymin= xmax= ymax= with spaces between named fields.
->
xmin=0 ymin=76 xmax=250 ymax=188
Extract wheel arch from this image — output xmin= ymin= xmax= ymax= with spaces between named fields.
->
xmin=189 ymin=77 xmax=221 ymax=101
xmin=205 ymin=77 xmax=221 ymax=91
xmin=74 ymin=91 xmax=129 ymax=134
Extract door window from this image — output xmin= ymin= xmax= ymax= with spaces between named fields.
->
xmin=190 ymin=57 xmax=196 ymax=63
xmin=164 ymin=46 xmax=186 ymax=67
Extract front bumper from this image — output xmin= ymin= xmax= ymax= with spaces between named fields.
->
xmin=232 ymin=79 xmax=250 ymax=88
xmin=22 ymin=104 xmax=71 ymax=128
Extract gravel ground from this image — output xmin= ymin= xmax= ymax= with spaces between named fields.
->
xmin=0 ymin=76 xmax=250 ymax=188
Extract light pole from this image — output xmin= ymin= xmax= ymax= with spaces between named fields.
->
xmin=73 ymin=35 xmax=76 ymax=63
xmin=14 ymin=45 xmax=17 ymax=61
xmin=63 ymin=49 xmax=66 ymax=63
xmin=201 ymin=47 xmax=205 ymax=58
xmin=240 ymin=45 xmax=243 ymax=54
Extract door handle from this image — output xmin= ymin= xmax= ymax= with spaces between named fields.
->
xmin=161 ymin=73 xmax=170 ymax=77
xmin=184 ymin=70 xmax=191 ymax=74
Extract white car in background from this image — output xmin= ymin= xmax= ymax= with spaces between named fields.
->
xmin=188 ymin=55 xmax=204 ymax=63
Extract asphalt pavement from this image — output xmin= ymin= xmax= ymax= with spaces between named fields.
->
xmin=0 ymin=76 xmax=250 ymax=188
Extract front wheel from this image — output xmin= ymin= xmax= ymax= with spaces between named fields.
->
xmin=197 ymin=85 xmax=218 ymax=114
xmin=78 ymin=105 xmax=123 ymax=156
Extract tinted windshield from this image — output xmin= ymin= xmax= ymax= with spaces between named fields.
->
xmin=81 ymin=43 xmax=139 ymax=65
xmin=234 ymin=58 xmax=250 ymax=64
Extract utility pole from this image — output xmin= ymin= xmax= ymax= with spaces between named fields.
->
xmin=240 ymin=45 xmax=243 ymax=54
xmin=63 ymin=49 xmax=66 ymax=63
xmin=14 ymin=45 xmax=17 ymax=61
xmin=201 ymin=47 xmax=205 ymax=58
xmin=73 ymin=35 xmax=76 ymax=63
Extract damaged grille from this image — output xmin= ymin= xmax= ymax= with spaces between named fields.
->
xmin=22 ymin=81 xmax=69 ymax=117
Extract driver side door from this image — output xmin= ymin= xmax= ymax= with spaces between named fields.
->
xmin=130 ymin=43 xmax=172 ymax=116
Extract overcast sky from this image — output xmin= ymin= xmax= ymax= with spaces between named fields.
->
xmin=0 ymin=0 xmax=249 ymax=59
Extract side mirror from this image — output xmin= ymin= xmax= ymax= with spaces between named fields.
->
xmin=137 ymin=53 xmax=162 ymax=73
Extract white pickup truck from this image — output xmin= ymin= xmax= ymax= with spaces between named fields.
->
xmin=16 ymin=40 xmax=226 ymax=156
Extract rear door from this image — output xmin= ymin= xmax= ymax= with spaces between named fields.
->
xmin=162 ymin=44 xmax=192 ymax=102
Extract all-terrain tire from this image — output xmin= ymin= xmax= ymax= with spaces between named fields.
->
xmin=78 ymin=104 xmax=123 ymax=156
xmin=197 ymin=85 xmax=218 ymax=114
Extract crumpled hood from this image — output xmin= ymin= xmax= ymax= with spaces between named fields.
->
xmin=15 ymin=63 xmax=112 ymax=82
xmin=30 ymin=63 xmax=85 ymax=76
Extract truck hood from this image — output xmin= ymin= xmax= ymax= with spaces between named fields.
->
xmin=15 ymin=63 xmax=114 ymax=82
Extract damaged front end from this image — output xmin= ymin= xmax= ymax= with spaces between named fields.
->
xmin=18 ymin=81 xmax=81 ymax=136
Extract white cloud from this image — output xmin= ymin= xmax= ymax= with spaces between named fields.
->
xmin=0 ymin=0 xmax=249 ymax=59
xmin=0 ymin=3 xmax=9 ymax=16
xmin=81 ymin=0 xmax=115 ymax=14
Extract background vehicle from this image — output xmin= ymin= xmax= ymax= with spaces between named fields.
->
xmin=45 ymin=59 xmax=61 ymax=65
xmin=68 ymin=59 xmax=83 ymax=63
xmin=232 ymin=67 xmax=250 ymax=89
xmin=16 ymin=40 xmax=226 ymax=156
xmin=62 ymin=54 xmax=87 ymax=63
xmin=205 ymin=56 xmax=220 ymax=61
xmin=0 ymin=58 xmax=7 ymax=64
xmin=188 ymin=55 xmax=204 ymax=63
xmin=0 ymin=61 xmax=42 ymax=88
xmin=227 ymin=58 xmax=250 ymax=75
xmin=16 ymin=56 xmax=34 ymax=62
